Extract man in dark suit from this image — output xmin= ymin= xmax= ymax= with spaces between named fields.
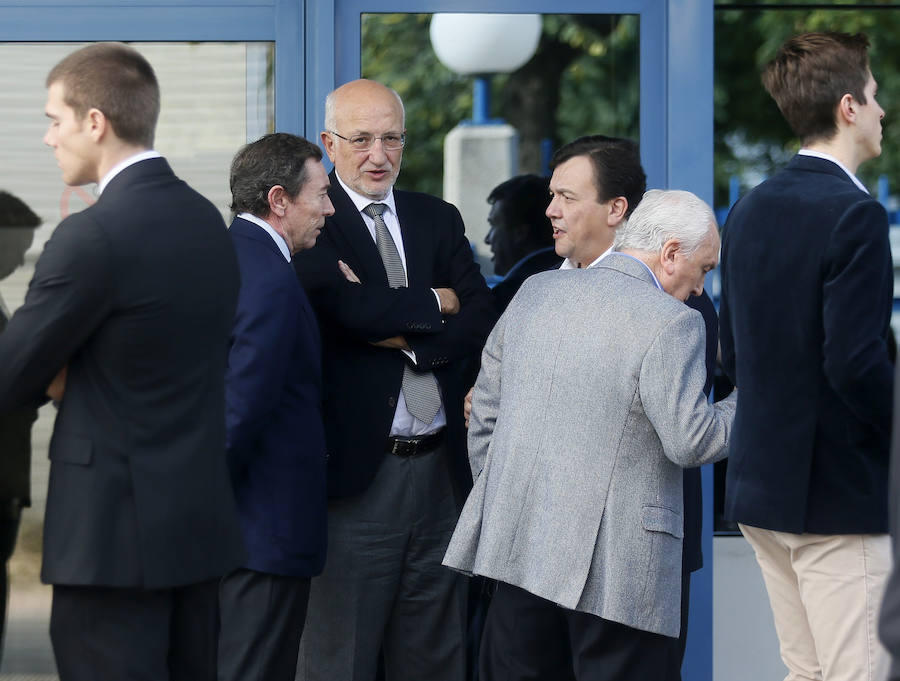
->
xmin=294 ymin=78 xmax=495 ymax=681
xmin=484 ymin=174 xmax=561 ymax=314
xmin=219 ymin=132 xmax=333 ymax=681
xmin=0 ymin=43 xmax=244 ymax=680
xmin=720 ymin=32 xmax=893 ymax=680
xmin=0 ymin=190 xmax=40 ymax=667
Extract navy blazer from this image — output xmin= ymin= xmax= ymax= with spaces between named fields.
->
xmin=720 ymin=154 xmax=894 ymax=534
xmin=0 ymin=158 xmax=245 ymax=588
xmin=293 ymin=173 xmax=496 ymax=499
xmin=226 ymin=218 xmax=327 ymax=577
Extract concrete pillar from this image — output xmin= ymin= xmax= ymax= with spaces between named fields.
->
xmin=443 ymin=123 xmax=518 ymax=277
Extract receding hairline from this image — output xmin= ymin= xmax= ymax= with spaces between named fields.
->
xmin=324 ymin=79 xmax=405 ymax=131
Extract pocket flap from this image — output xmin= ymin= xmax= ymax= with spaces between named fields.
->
xmin=49 ymin=435 xmax=93 ymax=465
xmin=641 ymin=505 xmax=684 ymax=538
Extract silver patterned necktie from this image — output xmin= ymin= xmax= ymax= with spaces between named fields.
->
xmin=364 ymin=202 xmax=442 ymax=425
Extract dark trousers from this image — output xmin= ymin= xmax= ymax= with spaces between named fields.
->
xmin=218 ymin=567 xmax=311 ymax=681
xmin=0 ymin=505 xmax=21 ymax=669
xmin=297 ymin=444 xmax=466 ymax=681
xmin=50 ymin=578 xmax=220 ymax=681
xmin=479 ymin=583 xmax=674 ymax=681
xmin=664 ymin=565 xmax=692 ymax=681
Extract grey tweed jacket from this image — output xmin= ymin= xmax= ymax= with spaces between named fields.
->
xmin=443 ymin=253 xmax=736 ymax=637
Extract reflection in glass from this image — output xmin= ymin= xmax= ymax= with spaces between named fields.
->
xmin=361 ymin=13 xmax=639 ymax=197
xmin=0 ymin=42 xmax=273 ymax=675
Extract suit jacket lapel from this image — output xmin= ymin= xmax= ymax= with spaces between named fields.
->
xmin=393 ymin=190 xmax=428 ymax=289
xmin=326 ymin=172 xmax=390 ymax=287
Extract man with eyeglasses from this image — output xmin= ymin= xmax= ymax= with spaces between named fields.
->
xmin=293 ymin=79 xmax=495 ymax=681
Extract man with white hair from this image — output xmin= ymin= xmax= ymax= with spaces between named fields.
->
xmin=444 ymin=189 xmax=735 ymax=681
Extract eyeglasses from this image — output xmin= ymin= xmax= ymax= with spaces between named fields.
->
xmin=329 ymin=131 xmax=406 ymax=151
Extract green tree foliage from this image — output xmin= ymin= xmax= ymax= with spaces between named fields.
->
xmin=715 ymin=2 xmax=900 ymax=207
xmin=361 ymin=13 xmax=638 ymax=196
xmin=363 ymin=6 xmax=900 ymax=209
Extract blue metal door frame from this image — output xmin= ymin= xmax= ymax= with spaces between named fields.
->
xmin=0 ymin=0 xmax=715 ymax=677
xmin=305 ymin=1 xmax=715 ymax=678
xmin=0 ymin=0 xmax=307 ymax=134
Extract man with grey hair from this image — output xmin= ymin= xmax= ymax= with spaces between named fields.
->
xmin=444 ymin=188 xmax=732 ymax=681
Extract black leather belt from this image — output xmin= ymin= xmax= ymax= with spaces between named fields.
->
xmin=387 ymin=428 xmax=445 ymax=457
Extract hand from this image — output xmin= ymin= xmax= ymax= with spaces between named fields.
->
xmin=47 ymin=365 xmax=67 ymax=402
xmin=464 ymin=386 xmax=473 ymax=428
xmin=338 ymin=260 xmax=360 ymax=283
xmin=436 ymin=288 xmax=459 ymax=315
xmin=371 ymin=335 xmax=410 ymax=351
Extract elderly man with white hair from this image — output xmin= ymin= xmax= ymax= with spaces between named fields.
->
xmin=444 ymin=188 xmax=736 ymax=681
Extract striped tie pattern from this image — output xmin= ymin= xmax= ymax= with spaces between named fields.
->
xmin=364 ymin=202 xmax=441 ymax=424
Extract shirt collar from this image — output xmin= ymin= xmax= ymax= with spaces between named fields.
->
xmin=237 ymin=212 xmax=291 ymax=262
xmin=335 ymin=171 xmax=398 ymax=218
xmin=609 ymin=252 xmax=664 ymax=291
xmin=97 ymin=150 xmax=161 ymax=195
xmin=797 ymin=149 xmax=870 ymax=194
xmin=559 ymin=245 xmax=613 ymax=270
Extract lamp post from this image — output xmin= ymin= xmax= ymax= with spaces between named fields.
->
xmin=429 ymin=13 xmax=541 ymax=276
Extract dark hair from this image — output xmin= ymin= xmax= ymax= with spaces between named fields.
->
xmin=487 ymin=174 xmax=552 ymax=246
xmin=230 ymin=133 xmax=324 ymax=217
xmin=0 ymin=191 xmax=41 ymax=229
xmin=762 ymin=32 xmax=871 ymax=144
xmin=47 ymin=43 xmax=160 ymax=148
xmin=549 ymin=135 xmax=646 ymax=218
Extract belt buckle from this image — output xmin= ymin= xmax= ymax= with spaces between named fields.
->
xmin=391 ymin=437 xmax=415 ymax=457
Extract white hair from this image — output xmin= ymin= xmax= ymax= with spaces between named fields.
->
xmin=324 ymin=81 xmax=405 ymax=132
xmin=613 ymin=189 xmax=716 ymax=256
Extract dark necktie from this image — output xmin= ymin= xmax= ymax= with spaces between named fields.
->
xmin=364 ymin=202 xmax=441 ymax=425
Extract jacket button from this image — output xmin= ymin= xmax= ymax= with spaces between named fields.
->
xmin=388 ymin=396 xmax=397 ymax=408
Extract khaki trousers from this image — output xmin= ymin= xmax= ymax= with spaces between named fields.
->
xmin=740 ymin=524 xmax=891 ymax=681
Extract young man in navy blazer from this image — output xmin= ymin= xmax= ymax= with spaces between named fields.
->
xmin=0 ymin=43 xmax=245 ymax=680
xmin=219 ymin=133 xmax=333 ymax=681
xmin=719 ymin=32 xmax=893 ymax=681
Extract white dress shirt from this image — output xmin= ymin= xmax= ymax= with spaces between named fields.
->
xmin=559 ymin=245 xmax=613 ymax=270
xmin=335 ymin=173 xmax=446 ymax=436
xmin=236 ymin=212 xmax=291 ymax=263
xmin=798 ymin=149 xmax=870 ymax=194
xmin=97 ymin=150 xmax=162 ymax=195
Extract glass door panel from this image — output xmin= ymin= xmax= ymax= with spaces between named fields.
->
xmin=0 ymin=40 xmax=273 ymax=675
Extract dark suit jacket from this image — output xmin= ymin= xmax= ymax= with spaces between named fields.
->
xmin=720 ymin=154 xmax=893 ymax=534
xmin=490 ymin=247 xmax=562 ymax=316
xmin=0 ymin=158 xmax=246 ymax=588
xmin=0 ymin=310 xmax=37 ymax=507
xmin=683 ymin=291 xmax=718 ymax=573
xmin=293 ymin=173 xmax=495 ymax=499
xmin=225 ymin=217 xmax=327 ymax=577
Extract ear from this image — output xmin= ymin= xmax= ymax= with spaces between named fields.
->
xmin=607 ymin=197 xmax=628 ymax=227
xmin=660 ymin=237 xmax=680 ymax=275
xmin=267 ymin=185 xmax=289 ymax=217
xmin=86 ymin=108 xmax=107 ymax=142
xmin=837 ymin=93 xmax=856 ymax=126
xmin=321 ymin=131 xmax=337 ymax=162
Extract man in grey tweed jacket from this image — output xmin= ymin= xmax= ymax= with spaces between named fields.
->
xmin=444 ymin=189 xmax=736 ymax=681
